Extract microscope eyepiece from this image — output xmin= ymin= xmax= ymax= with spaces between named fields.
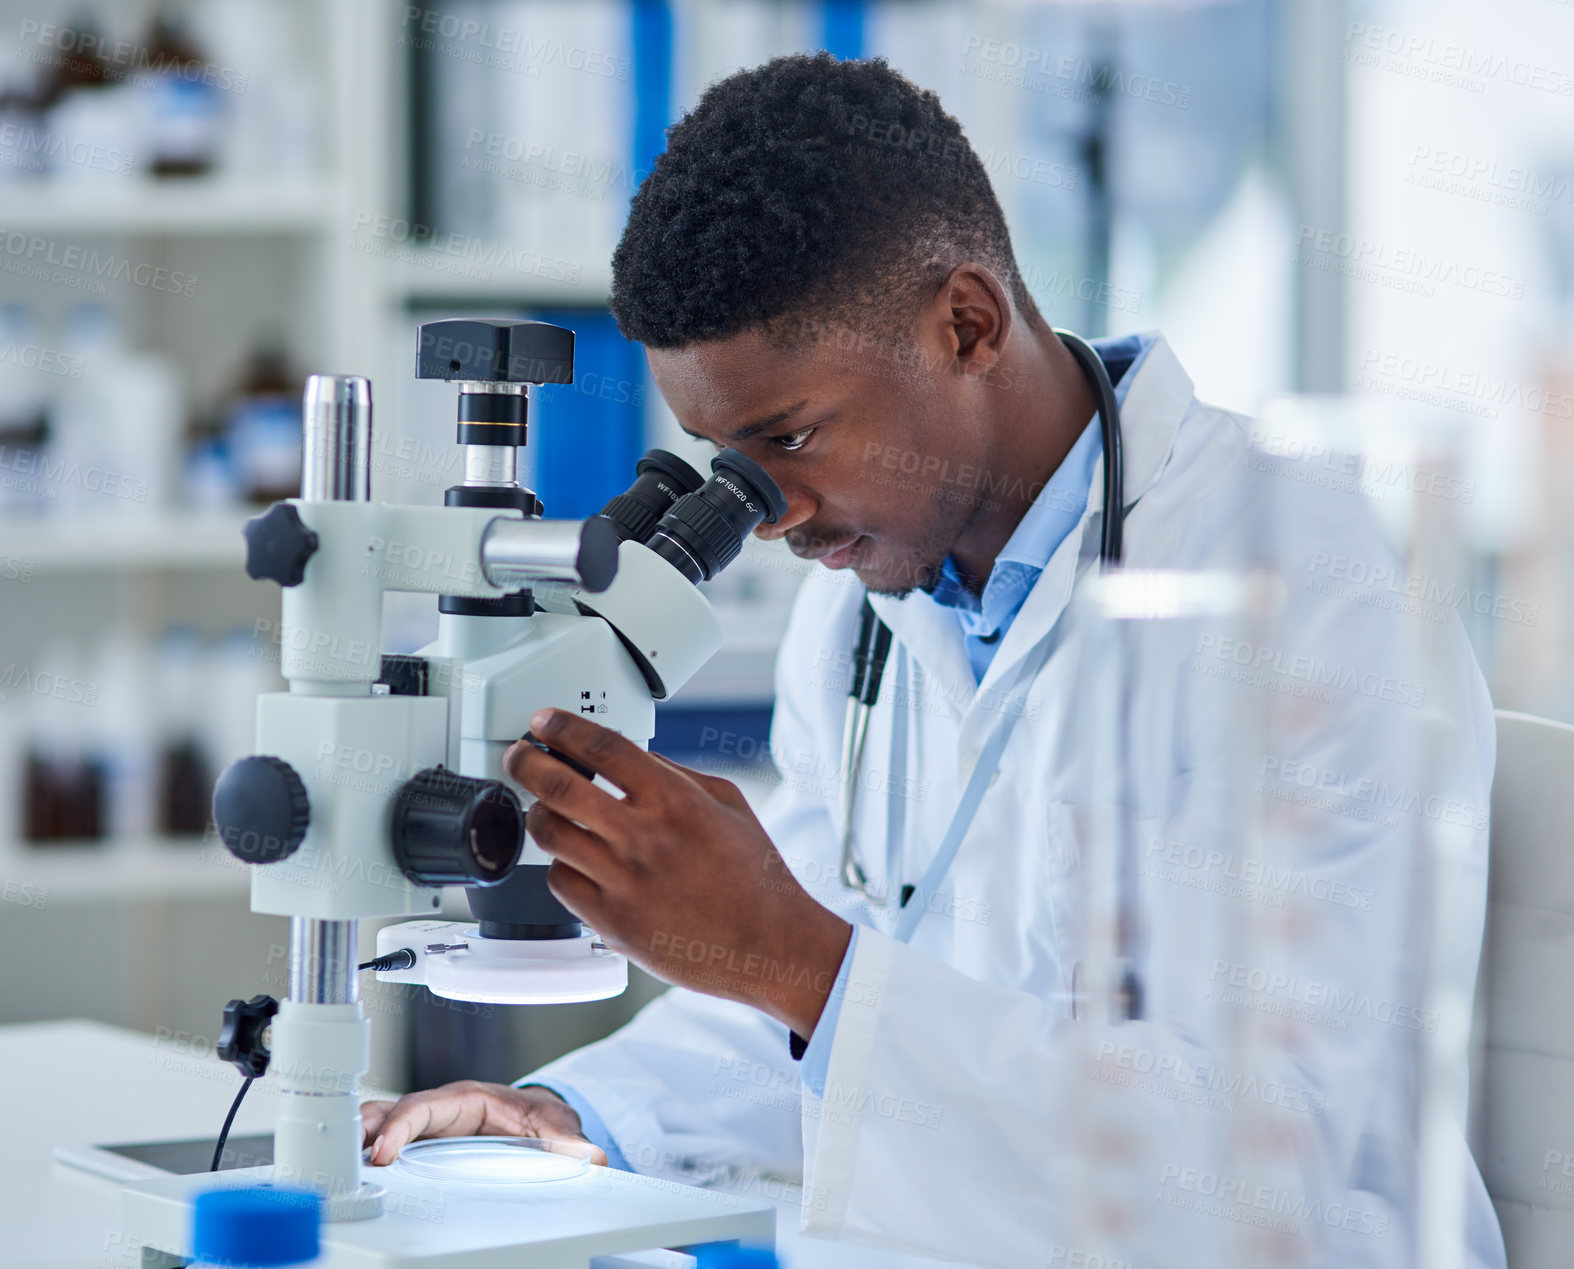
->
xmin=646 ymin=449 xmax=788 ymax=585
xmin=597 ymin=449 xmax=706 ymax=546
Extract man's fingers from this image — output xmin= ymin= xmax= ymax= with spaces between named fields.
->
xmin=507 ymin=743 xmax=631 ymax=839
xmin=526 ymin=804 xmax=620 ymax=880
xmin=361 ymin=1084 xmax=611 ymax=1169
xmin=546 ymin=857 xmax=603 ymax=922
xmin=649 ymin=753 xmax=751 ymax=812
xmin=525 ymin=709 xmax=665 ymax=798
xmin=362 ymin=1084 xmax=489 ymax=1166
xmin=360 ymin=1100 xmax=395 ymax=1144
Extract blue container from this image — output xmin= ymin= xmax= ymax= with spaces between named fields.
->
xmin=191 ymin=1186 xmax=321 ymax=1267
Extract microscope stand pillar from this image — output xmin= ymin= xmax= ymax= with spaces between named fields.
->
xmin=272 ymin=917 xmax=384 ymax=1220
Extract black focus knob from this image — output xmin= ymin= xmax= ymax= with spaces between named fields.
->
xmin=391 ymin=767 xmax=524 ymax=886
xmin=244 ymin=503 xmax=319 ymax=588
xmin=217 ymin=993 xmax=278 ymax=1079
xmin=212 ymin=756 xmax=310 ymax=864
xmin=415 ymin=319 xmax=574 ymax=385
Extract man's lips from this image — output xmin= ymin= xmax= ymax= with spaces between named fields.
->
xmin=793 ymin=535 xmax=865 ymax=568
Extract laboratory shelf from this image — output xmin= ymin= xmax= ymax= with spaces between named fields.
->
xmin=0 ymin=835 xmax=250 ymax=900
xmin=0 ymin=178 xmax=336 ymax=235
xmin=0 ymin=511 xmax=252 ymax=571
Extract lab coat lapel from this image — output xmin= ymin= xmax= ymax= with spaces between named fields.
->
xmin=865 ymin=590 xmax=975 ymax=721
xmin=860 ymin=337 xmax=1196 ymax=724
xmin=975 ymin=334 xmax=1196 ymax=702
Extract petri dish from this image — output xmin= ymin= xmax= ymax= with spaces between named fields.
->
xmin=393 ymin=1136 xmax=595 ymax=1186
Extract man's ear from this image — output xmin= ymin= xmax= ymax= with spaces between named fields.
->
xmin=929 ymin=263 xmax=1014 ymax=380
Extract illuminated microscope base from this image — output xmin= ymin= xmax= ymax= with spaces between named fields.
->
xmin=376 ymin=921 xmax=629 ymax=1005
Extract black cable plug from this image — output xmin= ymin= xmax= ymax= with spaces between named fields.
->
xmin=358 ymin=948 xmax=417 ymax=973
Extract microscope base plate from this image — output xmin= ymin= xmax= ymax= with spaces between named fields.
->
xmin=120 ymin=1161 xmax=776 ymax=1267
xmin=324 ymin=1179 xmax=387 ymax=1221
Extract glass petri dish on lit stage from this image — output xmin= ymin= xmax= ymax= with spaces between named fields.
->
xmin=392 ymin=1136 xmax=596 ymax=1185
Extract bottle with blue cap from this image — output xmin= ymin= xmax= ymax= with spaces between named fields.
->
xmin=191 ymin=1186 xmax=322 ymax=1267
xmin=695 ymin=1246 xmax=780 ymax=1269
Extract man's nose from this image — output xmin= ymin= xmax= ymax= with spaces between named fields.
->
xmin=753 ymin=486 xmax=815 ymax=541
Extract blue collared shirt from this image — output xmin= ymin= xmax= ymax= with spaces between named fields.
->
xmin=929 ymin=332 xmax=1154 ymax=681
xmin=800 ymin=333 xmax=1155 ymax=1096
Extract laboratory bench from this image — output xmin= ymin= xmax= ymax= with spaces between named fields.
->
xmin=0 ymin=1018 xmax=779 ymax=1269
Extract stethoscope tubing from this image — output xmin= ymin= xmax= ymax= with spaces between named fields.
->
xmin=837 ymin=330 xmax=1125 ymax=906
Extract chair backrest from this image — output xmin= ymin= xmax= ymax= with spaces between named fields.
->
xmin=1471 ymin=710 xmax=1574 ymax=1266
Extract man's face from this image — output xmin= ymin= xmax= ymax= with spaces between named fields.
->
xmin=646 ymin=317 xmax=996 ymax=596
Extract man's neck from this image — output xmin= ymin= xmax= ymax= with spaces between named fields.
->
xmin=946 ymin=323 xmax=1099 ymax=592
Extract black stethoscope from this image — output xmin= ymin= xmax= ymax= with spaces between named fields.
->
xmin=838 ymin=329 xmax=1127 ymax=905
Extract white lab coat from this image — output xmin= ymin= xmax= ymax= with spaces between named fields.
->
xmin=529 ymin=336 xmax=1504 ymax=1269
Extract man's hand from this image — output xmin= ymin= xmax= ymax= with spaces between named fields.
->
xmin=507 ymin=708 xmax=853 ymax=1039
xmin=360 ymin=1081 xmax=607 ymax=1167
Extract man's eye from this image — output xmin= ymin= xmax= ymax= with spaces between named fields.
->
xmin=774 ymin=427 xmax=814 ymax=452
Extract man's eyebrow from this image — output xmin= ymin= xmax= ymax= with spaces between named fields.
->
xmin=679 ymin=400 xmax=809 ymax=444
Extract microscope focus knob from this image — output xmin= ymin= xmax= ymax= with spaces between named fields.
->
xmin=212 ymin=756 xmax=310 ymax=864
xmin=217 ymin=993 xmax=279 ymax=1079
xmin=391 ymin=767 xmax=524 ymax=886
xmin=244 ymin=503 xmax=319 ymax=588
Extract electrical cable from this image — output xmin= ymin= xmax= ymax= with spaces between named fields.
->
xmin=210 ymin=1076 xmax=255 ymax=1172
xmin=358 ymin=948 xmax=417 ymax=973
xmin=207 ymin=953 xmax=417 ymax=1172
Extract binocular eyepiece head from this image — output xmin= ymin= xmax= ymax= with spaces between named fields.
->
xmin=599 ymin=448 xmax=787 ymax=585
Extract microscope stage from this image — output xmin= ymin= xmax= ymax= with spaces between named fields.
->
xmin=119 ymin=1161 xmax=775 ymax=1268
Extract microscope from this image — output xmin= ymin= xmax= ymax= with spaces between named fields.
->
xmin=147 ymin=317 xmax=787 ymax=1244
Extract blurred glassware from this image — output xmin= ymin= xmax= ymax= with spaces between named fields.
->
xmin=143 ymin=8 xmax=226 ymax=179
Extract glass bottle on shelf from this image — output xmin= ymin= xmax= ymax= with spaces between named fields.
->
xmin=143 ymin=6 xmax=225 ymax=179
xmin=224 ymin=337 xmax=303 ymax=506
xmin=21 ymin=643 xmax=106 ymax=846
xmin=0 ymin=304 xmax=53 ymax=517
xmin=154 ymin=627 xmax=214 ymax=838
xmin=0 ymin=69 xmax=46 ymax=180
xmin=38 ymin=7 xmax=137 ymax=185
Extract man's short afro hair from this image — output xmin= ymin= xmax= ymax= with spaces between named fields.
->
xmin=609 ymin=53 xmax=1036 ymax=350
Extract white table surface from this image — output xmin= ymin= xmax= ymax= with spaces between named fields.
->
xmin=0 ymin=1018 xmax=288 ymax=1268
xmin=0 ymin=1019 xmax=956 ymax=1269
